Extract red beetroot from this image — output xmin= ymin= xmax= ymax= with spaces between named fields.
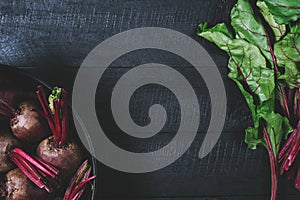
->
xmin=1 ymin=169 xmax=51 ymax=200
xmin=0 ymin=131 xmax=20 ymax=173
xmin=0 ymin=100 xmax=50 ymax=144
xmin=36 ymin=86 xmax=83 ymax=181
xmin=37 ymin=137 xmax=83 ymax=180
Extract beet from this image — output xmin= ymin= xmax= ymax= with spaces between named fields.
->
xmin=37 ymin=136 xmax=83 ymax=180
xmin=36 ymin=86 xmax=84 ymax=181
xmin=2 ymin=169 xmax=51 ymax=200
xmin=0 ymin=132 xmax=20 ymax=173
xmin=0 ymin=99 xmax=50 ymax=144
xmin=10 ymin=101 xmax=50 ymax=144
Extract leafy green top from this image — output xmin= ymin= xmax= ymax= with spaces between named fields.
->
xmin=198 ymin=0 xmax=299 ymax=155
xmin=48 ymin=87 xmax=62 ymax=114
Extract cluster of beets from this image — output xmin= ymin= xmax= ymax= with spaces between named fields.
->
xmin=0 ymin=85 xmax=95 ymax=200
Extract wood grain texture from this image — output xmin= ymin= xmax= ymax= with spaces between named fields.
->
xmin=0 ymin=0 xmax=233 ymax=67
xmin=1 ymin=0 xmax=299 ymax=199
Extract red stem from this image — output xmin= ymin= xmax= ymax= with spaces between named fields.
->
xmin=286 ymin=138 xmax=300 ymax=169
xmin=38 ymin=109 xmax=57 ymax=138
xmin=73 ymin=168 xmax=92 ymax=200
xmin=278 ymin=129 xmax=297 ymax=162
xmin=9 ymin=148 xmax=61 ymax=193
xmin=36 ymin=91 xmax=48 ymax=116
xmin=37 ymin=167 xmax=47 ymax=177
xmin=43 ymin=175 xmax=61 ymax=189
xmin=297 ymin=89 xmax=300 ymax=120
xmin=263 ymin=128 xmax=278 ymax=200
xmin=10 ymin=154 xmax=52 ymax=193
xmin=0 ymin=99 xmax=15 ymax=114
xmin=69 ymin=176 xmax=96 ymax=200
xmin=265 ymin=29 xmax=279 ymax=73
xmin=60 ymin=89 xmax=68 ymax=145
xmin=37 ymin=85 xmax=61 ymax=143
xmin=12 ymin=148 xmax=57 ymax=179
xmin=37 ymin=86 xmax=53 ymax=118
xmin=295 ymin=160 xmax=300 ymax=190
xmin=0 ymin=99 xmax=15 ymax=118
xmin=53 ymin=99 xmax=61 ymax=143
xmin=34 ymin=156 xmax=59 ymax=176
xmin=280 ymin=87 xmax=291 ymax=119
xmin=280 ymin=123 xmax=300 ymax=174
xmin=37 ymin=86 xmax=69 ymax=146
xmin=36 ymin=92 xmax=57 ymax=136
xmin=10 ymin=154 xmax=42 ymax=182
xmin=288 ymin=89 xmax=294 ymax=109
xmin=64 ymin=160 xmax=89 ymax=200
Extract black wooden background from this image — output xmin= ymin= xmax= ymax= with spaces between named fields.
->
xmin=0 ymin=0 xmax=300 ymax=199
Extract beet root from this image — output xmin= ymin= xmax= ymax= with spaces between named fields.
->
xmin=0 ymin=132 xmax=20 ymax=173
xmin=10 ymin=101 xmax=50 ymax=144
xmin=2 ymin=169 xmax=51 ymax=200
xmin=36 ymin=136 xmax=84 ymax=180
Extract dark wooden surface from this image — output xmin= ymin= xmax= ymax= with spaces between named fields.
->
xmin=0 ymin=0 xmax=299 ymax=199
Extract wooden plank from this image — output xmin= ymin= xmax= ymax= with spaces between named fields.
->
xmin=0 ymin=0 xmax=234 ymax=68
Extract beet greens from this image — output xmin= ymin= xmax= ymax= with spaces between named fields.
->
xmin=197 ymin=0 xmax=300 ymax=199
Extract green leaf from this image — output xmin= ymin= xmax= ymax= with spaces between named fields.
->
xmin=257 ymin=1 xmax=286 ymax=41
xmin=231 ymin=0 xmax=273 ymax=65
xmin=198 ymin=23 xmax=275 ymax=112
xmin=261 ymin=112 xmax=293 ymax=154
xmin=198 ymin=22 xmax=277 ymax=150
xmin=245 ymin=111 xmax=292 ymax=152
xmin=263 ymin=0 xmax=300 ymax=24
xmin=48 ymin=87 xmax=62 ymax=114
xmin=198 ymin=23 xmax=208 ymax=33
xmin=245 ymin=126 xmax=264 ymax=149
xmin=275 ymin=24 xmax=300 ymax=88
xmin=227 ymin=39 xmax=275 ymax=105
xmin=276 ymin=24 xmax=300 ymax=62
xmin=197 ymin=23 xmax=233 ymax=51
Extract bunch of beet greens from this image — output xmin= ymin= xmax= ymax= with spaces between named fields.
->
xmin=198 ymin=0 xmax=299 ymax=199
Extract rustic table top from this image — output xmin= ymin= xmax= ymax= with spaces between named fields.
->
xmin=0 ymin=0 xmax=299 ymax=199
